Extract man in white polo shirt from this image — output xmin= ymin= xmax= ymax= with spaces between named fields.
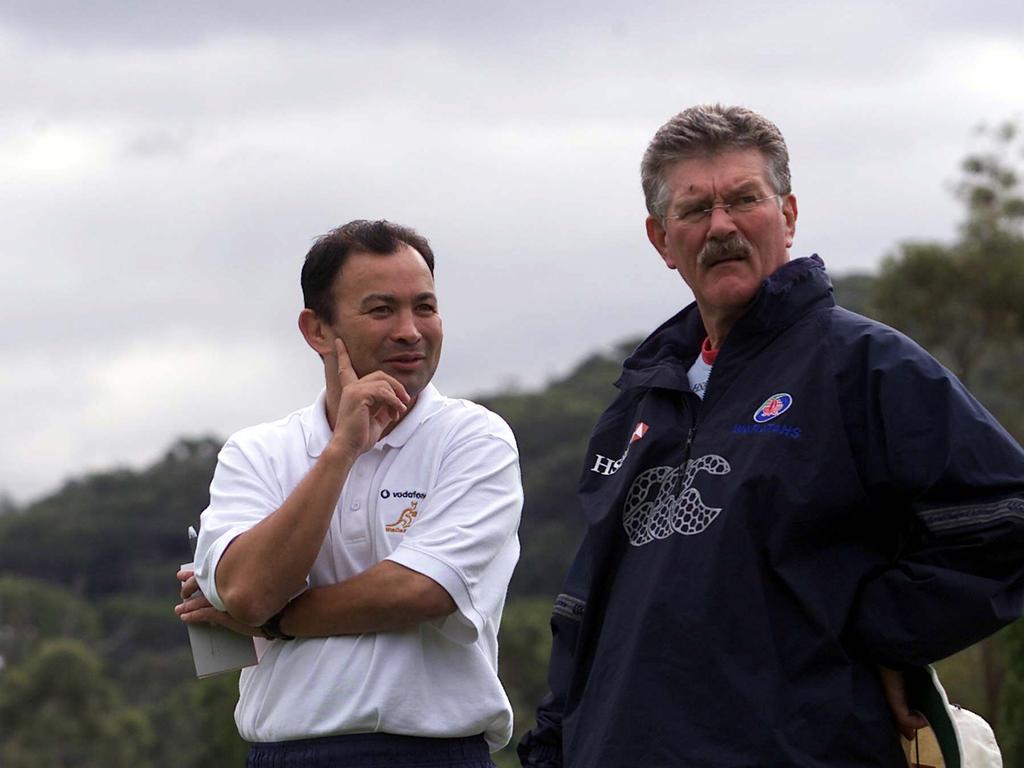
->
xmin=175 ymin=219 xmax=522 ymax=768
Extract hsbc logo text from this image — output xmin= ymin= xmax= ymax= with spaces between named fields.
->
xmin=590 ymin=422 xmax=649 ymax=476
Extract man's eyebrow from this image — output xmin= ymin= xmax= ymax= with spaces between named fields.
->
xmin=359 ymin=293 xmax=398 ymax=308
xmin=676 ymin=179 xmax=762 ymax=204
xmin=358 ymin=291 xmax=437 ymax=308
xmin=728 ymin=180 xmax=762 ymax=194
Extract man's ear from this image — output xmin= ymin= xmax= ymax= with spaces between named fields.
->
xmin=298 ymin=309 xmax=334 ymax=356
xmin=782 ymin=193 xmax=798 ymax=248
xmin=645 ymin=215 xmax=676 ymax=270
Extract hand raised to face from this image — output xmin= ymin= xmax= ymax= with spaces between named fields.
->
xmin=326 ymin=338 xmax=411 ymax=458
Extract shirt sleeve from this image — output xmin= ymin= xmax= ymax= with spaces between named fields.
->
xmin=386 ymin=430 xmax=523 ymax=644
xmin=841 ymin=327 xmax=1024 ymax=667
xmin=194 ymin=438 xmax=285 ymax=612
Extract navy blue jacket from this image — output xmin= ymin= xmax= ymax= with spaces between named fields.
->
xmin=519 ymin=256 xmax=1024 ymax=767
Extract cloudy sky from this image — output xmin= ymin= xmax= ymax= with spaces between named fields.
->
xmin=3 ymin=1 xmax=1022 ymax=503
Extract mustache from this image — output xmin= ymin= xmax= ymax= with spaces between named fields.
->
xmin=698 ymin=233 xmax=753 ymax=267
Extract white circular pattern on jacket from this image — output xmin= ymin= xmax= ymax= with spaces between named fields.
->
xmin=622 ymin=454 xmax=732 ymax=546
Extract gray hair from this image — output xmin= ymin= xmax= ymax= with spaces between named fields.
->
xmin=641 ymin=104 xmax=792 ymax=220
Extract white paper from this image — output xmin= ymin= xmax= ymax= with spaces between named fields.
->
xmin=181 ymin=561 xmax=259 ymax=678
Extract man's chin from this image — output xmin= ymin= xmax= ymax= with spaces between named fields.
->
xmin=701 ymin=274 xmax=761 ymax=308
xmin=384 ymin=369 xmax=433 ymax=400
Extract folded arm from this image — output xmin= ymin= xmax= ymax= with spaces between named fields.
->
xmin=209 ymin=441 xmax=356 ymax=627
xmin=178 ymin=560 xmax=454 ymax=636
xmin=199 ymin=340 xmax=411 ymax=627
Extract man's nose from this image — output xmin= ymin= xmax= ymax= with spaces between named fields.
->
xmin=706 ymin=204 xmax=738 ymax=237
xmin=391 ymin=309 xmax=422 ymax=343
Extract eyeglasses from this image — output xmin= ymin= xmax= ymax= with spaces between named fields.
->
xmin=666 ymin=193 xmax=781 ymax=225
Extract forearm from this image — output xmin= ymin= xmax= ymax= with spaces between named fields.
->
xmin=216 ymin=441 xmax=356 ymax=625
xmin=278 ymin=560 xmax=456 ymax=638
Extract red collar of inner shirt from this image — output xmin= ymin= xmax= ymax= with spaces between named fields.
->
xmin=701 ymin=337 xmax=719 ymax=366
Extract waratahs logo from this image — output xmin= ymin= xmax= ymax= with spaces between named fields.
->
xmin=753 ymin=393 xmax=792 ymax=423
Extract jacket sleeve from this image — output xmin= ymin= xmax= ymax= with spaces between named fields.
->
xmin=839 ymin=322 xmax=1024 ymax=668
xmin=516 ymin=534 xmax=592 ymax=768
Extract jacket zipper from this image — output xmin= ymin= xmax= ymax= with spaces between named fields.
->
xmin=673 ymin=396 xmax=700 ymax=495
xmin=682 ymin=424 xmax=697 ymax=466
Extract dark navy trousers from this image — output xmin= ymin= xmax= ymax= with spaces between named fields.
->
xmin=246 ymin=732 xmax=495 ymax=768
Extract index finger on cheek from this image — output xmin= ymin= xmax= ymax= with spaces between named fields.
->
xmin=335 ymin=338 xmax=358 ymax=387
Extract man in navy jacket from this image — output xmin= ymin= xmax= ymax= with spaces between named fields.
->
xmin=518 ymin=104 xmax=1024 ymax=767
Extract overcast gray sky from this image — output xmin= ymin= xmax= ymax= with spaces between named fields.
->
xmin=3 ymin=1 xmax=1022 ymax=503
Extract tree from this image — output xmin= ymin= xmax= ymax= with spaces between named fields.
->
xmin=0 ymin=639 xmax=153 ymax=767
xmin=0 ymin=436 xmax=221 ymax=599
xmin=0 ymin=492 xmax=16 ymax=516
xmin=874 ymin=121 xmax=1024 ymax=392
xmin=144 ymin=671 xmax=250 ymax=767
xmin=0 ymin=576 xmax=100 ymax=668
xmin=1000 ymin=619 xmax=1024 ymax=768
xmin=481 ymin=341 xmax=635 ymax=599
xmin=955 ymin=121 xmax=1024 ymax=243
xmin=497 ymin=598 xmax=556 ymax=746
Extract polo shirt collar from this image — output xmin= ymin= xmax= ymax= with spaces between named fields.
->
xmin=301 ymin=388 xmax=332 ymax=458
xmin=380 ymin=383 xmax=445 ymax=448
xmin=301 ymin=382 xmax=446 ymax=458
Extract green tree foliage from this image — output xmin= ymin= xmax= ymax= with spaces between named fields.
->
xmin=0 ymin=437 xmax=221 ymax=599
xmin=145 ymin=670 xmax=250 ymax=767
xmin=0 ymin=639 xmax=153 ymax=768
xmin=956 ymin=122 xmax=1024 ymax=243
xmin=0 ymin=576 xmax=100 ymax=667
xmin=829 ymin=273 xmax=876 ymax=317
xmin=0 ymin=492 xmax=17 ymax=516
xmin=480 ymin=341 xmax=638 ymax=598
xmin=496 ymin=597 xmax=556 ymax=763
xmin=98 ymin=594 xmax=190 ymax=657
xmin=874 ymin=121 xmax=1024 ymax=396
xmin=1000 ymin=619 xmax=1024 ymax=768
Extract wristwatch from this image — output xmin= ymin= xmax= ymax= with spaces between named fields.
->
xmin=259 ymin=606 xmax=294 ymax=641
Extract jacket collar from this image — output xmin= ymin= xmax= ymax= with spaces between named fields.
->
xmin=616 ymin=255 xmax=833 ymax=392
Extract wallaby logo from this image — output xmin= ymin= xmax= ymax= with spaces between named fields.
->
xmin=385 ymin=501 xmax=418 ymax=534
xmin=622 ymin=454 xmax=731 ymax=546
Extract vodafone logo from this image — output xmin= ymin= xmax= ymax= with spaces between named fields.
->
xmin=380 ymin=489 xmax=426 ymax=500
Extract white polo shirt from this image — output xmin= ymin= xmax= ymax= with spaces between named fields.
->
xmin=194 ymin=383 xmax=523 ymax=750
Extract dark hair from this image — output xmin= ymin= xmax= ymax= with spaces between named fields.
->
xmin=301 ymin=219 xmax=435 ymax=322
xmin=641 ymin=104 xmax=791 ymax=220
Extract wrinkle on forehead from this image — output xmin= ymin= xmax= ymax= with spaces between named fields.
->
xmin=681 ymin=177 xmax=765 ymax=198
xmin=668 ymin=149 xmax=771 ymax=199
